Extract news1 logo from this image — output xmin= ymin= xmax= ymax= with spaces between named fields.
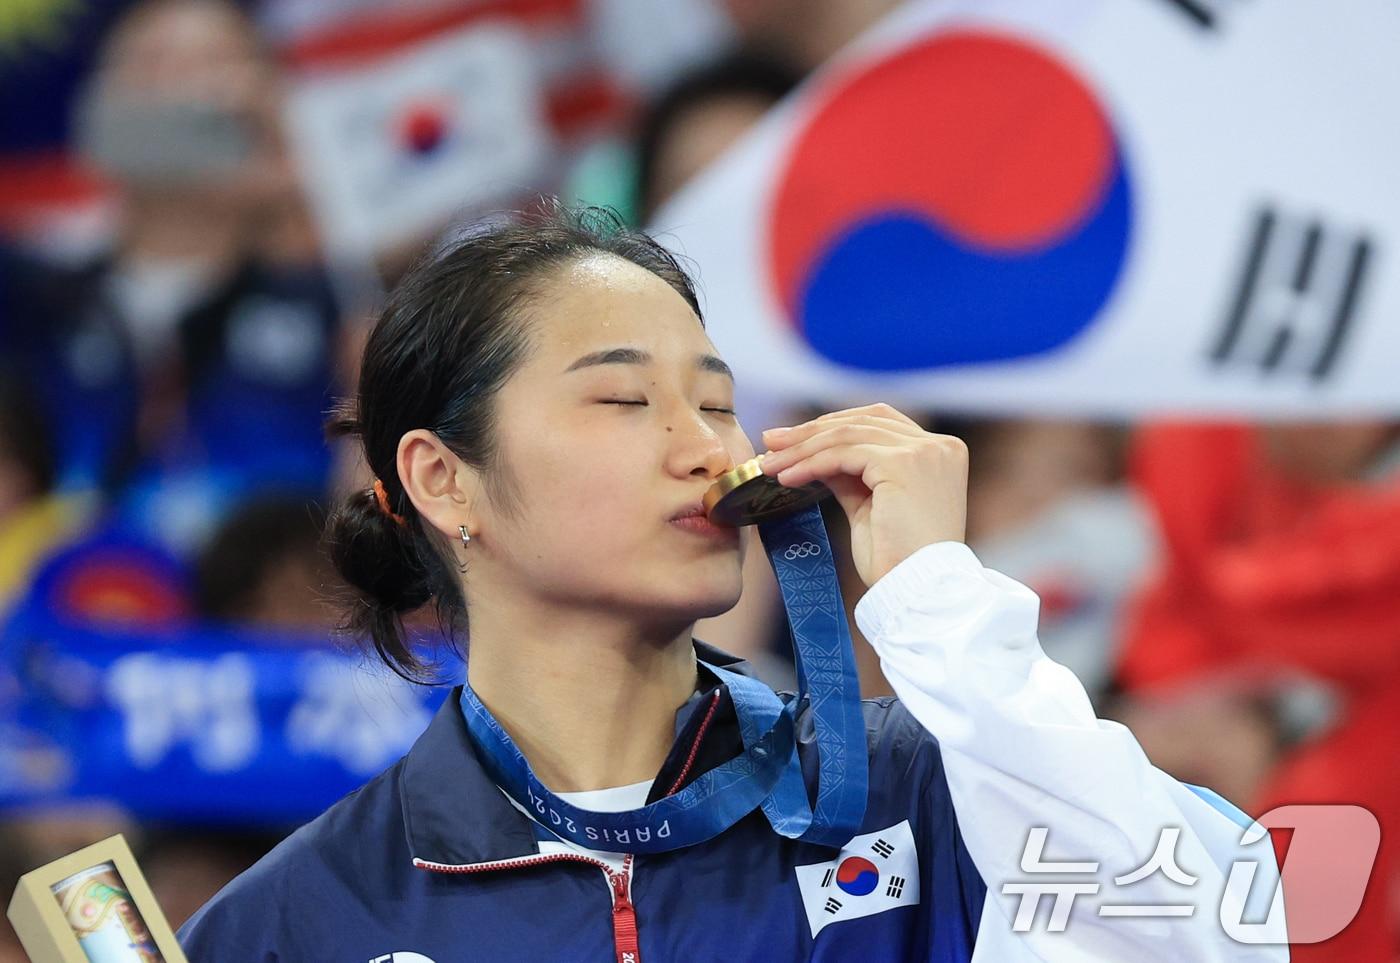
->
xmin=1001 ymin=804 xmax=1380 ymax=944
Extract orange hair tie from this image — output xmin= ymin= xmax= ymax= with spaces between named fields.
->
xmin=371 ymin=479 xmax=407 ymax=526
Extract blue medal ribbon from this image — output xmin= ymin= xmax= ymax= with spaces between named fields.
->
xmin=459 ymin=504 xmax=867 ymax=853
xmin=754 ymin=506 xmax=868 ymax=847
xmin=461 ymin=661 xmax=793 ymax=854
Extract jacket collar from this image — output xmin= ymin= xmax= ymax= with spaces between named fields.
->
xmin=400 ymin=640 xmax=753 ymax=868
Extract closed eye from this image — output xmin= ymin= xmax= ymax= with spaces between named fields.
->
xmin=600 ymin=400 xmax=736 ymax=415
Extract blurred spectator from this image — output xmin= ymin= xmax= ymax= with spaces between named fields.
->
xmin=194 ymin=495 xmax=339 ymax=631
xmin=634 ymin=48 xmax=801 ymax=223
xmin=1117 ymin=421 xmax=1400 ymax=962
xmin=957 ymin=419 xmax=1127 ymax=546
xmin=959 ymin=418 xmax=1151 ymax=700
xmin=0 ymin=0 xmax=342 ymax=555
xmin=721 ymin=0 xmax=904 ymax=72
xmin=0 ymin=370 xmax=93 ymax=617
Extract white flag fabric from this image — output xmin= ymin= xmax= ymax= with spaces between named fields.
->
xmin=652 ymin=0 xmax=1400 ymax=418
xmin=285 ymin=22 xmax=551 ymax=258
xmin=794 ymin=820 xmax=920 ymax=938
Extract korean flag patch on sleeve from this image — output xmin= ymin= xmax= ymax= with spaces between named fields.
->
xmin=795 ymin=820 xmax=920 ymax=938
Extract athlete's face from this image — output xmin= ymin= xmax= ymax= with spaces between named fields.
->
xmin=477 ymin=253 xmax=755 ymax=622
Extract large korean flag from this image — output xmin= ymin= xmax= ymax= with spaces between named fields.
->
xmin=652 ymin=0 xmax=1400 ymax=417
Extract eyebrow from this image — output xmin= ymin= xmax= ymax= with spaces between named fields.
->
xmin=563 ymin=347 xmax=733 ymax=381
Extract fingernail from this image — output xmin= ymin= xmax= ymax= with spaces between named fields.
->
xmin=764 ymin=426 xmax=790 ymax=437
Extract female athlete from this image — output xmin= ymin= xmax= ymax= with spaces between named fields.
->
xmin=178 ymin=205 xmax=1286 ymax=962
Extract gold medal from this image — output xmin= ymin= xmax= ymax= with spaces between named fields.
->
xmin=703 ymin=454 xmax=831 ymax=526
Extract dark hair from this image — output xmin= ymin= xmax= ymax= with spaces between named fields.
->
xmin=634 ymin=49 xmax=802 ymax=222
xmin=324 ymin=201 xmax=703 ymax=681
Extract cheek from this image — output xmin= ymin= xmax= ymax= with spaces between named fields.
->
xmin=507 ymin=442 xmax=646 ymax=551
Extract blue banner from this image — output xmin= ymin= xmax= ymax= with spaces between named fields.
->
xmin=0 ymin=615 xmax=459 ymax=824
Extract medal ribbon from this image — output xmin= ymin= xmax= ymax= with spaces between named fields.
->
xmin=458 ymin=504 xmax=867 ymax=853
xmin=753 ymin=505 xmax=868 ymax=846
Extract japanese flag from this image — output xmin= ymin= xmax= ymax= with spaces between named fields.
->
xmin=795 ymin=820 xmax=920 ymax=938
xmin=285 ymin=22 xmax=551 ymax=259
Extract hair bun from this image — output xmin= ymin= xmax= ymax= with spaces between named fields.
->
xmin=327 ymin=490 xmax=432 ymax=611
xmin=324 ymin=491 xmax=435 ymax=675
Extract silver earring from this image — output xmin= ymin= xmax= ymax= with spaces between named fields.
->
xmin=459 ymin=525 xmax=472 ymax=548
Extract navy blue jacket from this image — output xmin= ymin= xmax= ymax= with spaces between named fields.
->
xmin=178 ymin=642 xmax=987 ymax=961
xmin=178 ymin=542 xmax=1289 ymax=962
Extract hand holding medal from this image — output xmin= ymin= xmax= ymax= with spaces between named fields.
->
xmin=690 ymin=402 xmax=966 ymax=847
xmin=752 ymin=403 xmax=969 ymax=588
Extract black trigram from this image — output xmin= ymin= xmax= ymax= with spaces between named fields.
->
xmin=886 ymin=876 xmax=906 ymax=899
xmin=824 ymin=897 xmax=843 ymax=915
xmin=1210 ymin=207 xmax=1372 ymax=381
xmin=821 ymin=868 xmax=834 ymax=888
xmin=872 ymin=838 xmax=895 ymax=859
xmin=1156 ymin=0 xmax=1240 ymax=30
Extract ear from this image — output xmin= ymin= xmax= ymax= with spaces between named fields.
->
xmin=397 ymin=429 xmax=479 ymax=541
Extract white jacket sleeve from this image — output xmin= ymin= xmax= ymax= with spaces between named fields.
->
xmin=854 ymin=542 xmax=1289 ymax=962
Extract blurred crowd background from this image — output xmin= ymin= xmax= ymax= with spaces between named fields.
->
xmin=0 ymin=0 xmax=1396 ymax=960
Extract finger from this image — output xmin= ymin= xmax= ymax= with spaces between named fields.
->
xmin=773 ymin=403 xmax=924 ymax=439
xmin=819 ymin=473 xmax=874 ymax=523
xmin=772 ymin=443 xmax=890 ymax=489
xmin=760 ymin=423 xmax=913 ymax=475
xmin=815 ymin=402 xmax=923 ymax=431
xmin=764 ymin=407 xmax=924 ymax=449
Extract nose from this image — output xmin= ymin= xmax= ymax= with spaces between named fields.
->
xmin=665 ymin=410 xmax=734 ymax=482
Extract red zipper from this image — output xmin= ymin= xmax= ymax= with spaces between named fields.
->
xmin=415 ymin=852 xmax=643 ymax=962
xmin=610 ymin=854 xmax=641 ymax=963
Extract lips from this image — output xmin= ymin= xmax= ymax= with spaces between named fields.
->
xmin=668 ymin=498 xmax=738 ymax=538
xmin=670 ymin=512 xmax=737 ymax=539
xmin=669 ymin=502 xmax=708 ymax=522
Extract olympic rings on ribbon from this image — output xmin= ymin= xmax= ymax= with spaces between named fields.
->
xmin=783 ymin=541 xmax=822 ymax=560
